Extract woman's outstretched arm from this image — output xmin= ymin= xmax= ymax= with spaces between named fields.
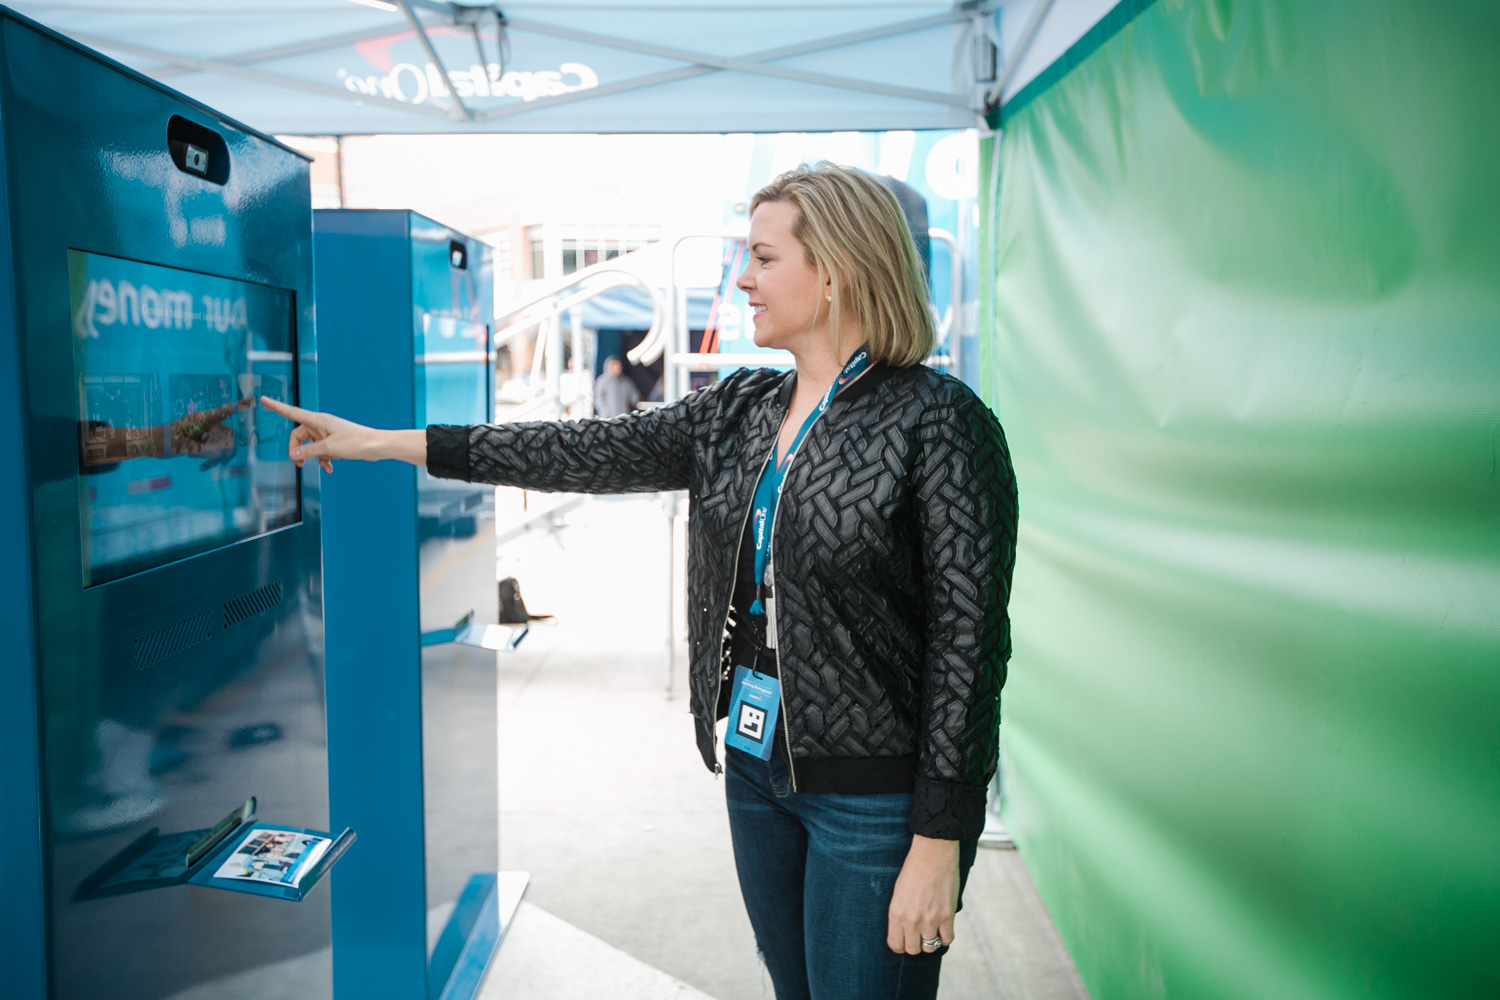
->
xmin=260 ymin=396 xmax=427 ymax=473
xmin=261 ymin=391 xmax=692 ymax=493
xmin=261 ymin=368 xmax=774 ymax=494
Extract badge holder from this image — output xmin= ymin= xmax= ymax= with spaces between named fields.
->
xmin=73 ymin=797 xmax=355 ymax=903
xmin=725 ymin=664 xmax=782 ymax=761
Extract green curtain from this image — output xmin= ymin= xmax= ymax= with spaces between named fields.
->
xmin=978 ymin=2 xmax=1500 ymax=998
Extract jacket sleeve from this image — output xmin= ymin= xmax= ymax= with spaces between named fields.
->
xmin=908 ymin=389 xmax=1018 ymax=840
xmin=427 ymin=376 xmax=727 ymax=493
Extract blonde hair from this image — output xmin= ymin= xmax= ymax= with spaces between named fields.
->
xmin=749 ymin=162 xmax=933 ymax=368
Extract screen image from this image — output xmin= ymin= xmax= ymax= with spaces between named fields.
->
xmin=69 ymin=251 xmax=300 ymax=587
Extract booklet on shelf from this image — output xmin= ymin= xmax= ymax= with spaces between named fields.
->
xmin=212 ymin=826 xmax=332 ymax=889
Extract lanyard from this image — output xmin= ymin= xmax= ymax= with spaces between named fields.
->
xmin=747 ymin=346 xmax=872 ymax=615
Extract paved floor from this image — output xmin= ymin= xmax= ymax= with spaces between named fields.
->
xmin=486 ymin=902 xmax=717 ymax=1000
xmin=482 ymin=492 xmax=1090 ymax=1000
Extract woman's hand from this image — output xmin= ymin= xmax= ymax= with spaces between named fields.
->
xmin=260 ymin=396 xmax=426 ymax=472
xmin=887 ymin=834 xmax=961 ymax=955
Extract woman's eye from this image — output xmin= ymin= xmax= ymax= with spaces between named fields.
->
xmin=757 ymin=256 xmax=771 ymax=265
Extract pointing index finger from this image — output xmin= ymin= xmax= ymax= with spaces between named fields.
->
xmin=261 ymin=395 xmax=319 ymax=426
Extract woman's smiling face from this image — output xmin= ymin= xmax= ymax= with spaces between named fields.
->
xmin=736 ymin=200 xmax=829 ymax=352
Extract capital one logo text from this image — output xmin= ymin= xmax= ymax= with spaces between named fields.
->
xmin=340 ymin=61 xmax=598 ymax=105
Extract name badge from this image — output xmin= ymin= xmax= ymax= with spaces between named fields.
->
xmin=724 ymin=665 xmax=781 ymax=761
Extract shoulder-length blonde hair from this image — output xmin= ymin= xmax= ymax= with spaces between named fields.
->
xmin=749 ymin=162 xmax=933 ymax=368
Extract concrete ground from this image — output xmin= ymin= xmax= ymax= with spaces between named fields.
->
xmin=481 ymin=492 xmax=1090 ymax=1000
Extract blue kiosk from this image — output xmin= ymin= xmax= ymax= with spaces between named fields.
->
xmin=315 ymin=209 xmax=525 ymax=1000
xmin=0 ymin=8 xmax=348 ymax=1000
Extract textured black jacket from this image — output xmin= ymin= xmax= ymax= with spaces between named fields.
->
xmin=427 ymin=363 xmax=1017 ymax=840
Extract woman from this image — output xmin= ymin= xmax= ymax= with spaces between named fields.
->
xmin=265 ymin=162 xmax=1017 ymax=1000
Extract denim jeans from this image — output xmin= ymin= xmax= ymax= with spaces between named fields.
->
xmin=724 ymin=741 xmax=980 ymax=1000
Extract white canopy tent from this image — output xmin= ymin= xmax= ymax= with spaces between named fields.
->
xmin=9 ymin=0 xmax=1119 ymax=135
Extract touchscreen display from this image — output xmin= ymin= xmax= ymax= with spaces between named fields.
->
xmin=69 ymin=251 xmax=300 ymax=587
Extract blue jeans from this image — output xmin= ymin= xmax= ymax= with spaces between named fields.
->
xmin=724 ymin=742 xmax=979 ymax=1000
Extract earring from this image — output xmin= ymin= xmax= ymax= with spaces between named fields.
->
xmin=825 ymin=295 xmax=832 ymax=301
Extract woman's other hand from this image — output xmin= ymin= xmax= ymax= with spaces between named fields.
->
xmin=887 ymin=834 xmax=960 ymax=955
xmin=260 ymin=396 xmax=381 ymax=473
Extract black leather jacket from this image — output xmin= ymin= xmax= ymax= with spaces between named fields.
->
xmin=427 ymin=362 xmax=1017 ymax=840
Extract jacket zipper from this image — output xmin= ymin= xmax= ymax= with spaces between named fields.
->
xmin=767 ymin=369 xmax=866 ymax=791
xmin=764 ymin=463 xmax=799 ymax=791
xmin=767 ymin=401 xmax=842 ymax=792
xmin=712 ymin=445 xmax=776 ymax=775
xmin=734 ymin=367 xmax=856 ymax=789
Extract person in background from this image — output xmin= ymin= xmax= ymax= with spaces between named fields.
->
xmin=262 ymin=161 xmax=1017 ymax=1000
xmin=593 ymin=354 xmax=641 ymax=417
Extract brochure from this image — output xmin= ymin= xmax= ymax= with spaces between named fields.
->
xmin=95 ymin=832 xmax=194 ymax=891
xmin=212 ymin=827 xmax=331 ymax=889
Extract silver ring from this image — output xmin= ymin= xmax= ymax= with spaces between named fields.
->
xmin=921 ymin=937 xmax=942 ymax=950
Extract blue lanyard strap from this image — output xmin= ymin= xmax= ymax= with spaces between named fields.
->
xmin=748 ymin=346 xmax=872 ymax=614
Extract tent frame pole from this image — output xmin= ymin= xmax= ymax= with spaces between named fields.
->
xmin=67 ymin=31 xmax=452 ymax=122
xmin=395 ymin=0 xmax=473 ymax=121
xmin=496 ymin=11 xmax=973 ymax=113
xmin=986 ymin=0 xmax=1056 ymax=110
xmin=114 ymin=4 xmax=988 ymax=127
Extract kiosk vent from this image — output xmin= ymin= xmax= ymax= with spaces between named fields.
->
xmin=133 ymin=612 xmax=213 ymax=670
xmin=223 ymin=581 xmax=284 ymax=629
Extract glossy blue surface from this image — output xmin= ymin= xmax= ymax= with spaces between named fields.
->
xmin=0 ymin=33 xmax=48 ymax=992
xmin=316 ymin=209 xmax=498 ymax=1000
xmin=0 ymin=8 xmax=329 ymax=998
xmin=431 ymin=875 xmax=502 ymax=1000
xmin=69 ymin=251 xmax=300 ymax=586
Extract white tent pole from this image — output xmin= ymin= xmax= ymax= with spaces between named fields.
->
xmin=395 ymin=0 xmax=472 ymax=121
xmin=161 ymin=4 xmax=971 ymax=90
xmin=148 ymin=21 xmax=421 ymax=81
xmin=505 ymin=12 xmax=972 ymax=109
xmin=67 ymin=31 xmax=452 ymax=121
xmin=546 ymin=315 xmax=564 ymax=418
xmin=748 ymin=7 xmax=979 ymax=62
xmin=111 ymin=4 xmax=982 ymax=128
xmin=929 ymin=228 xmax=963 ymax=381
xmin=675 ymin=284 xmax=690 ymax=399
xmin=474 ymin=66 xmax=713 ymax=123
xmin=986 ymin=0 xmax=1056 ymax=109
xmin=741 ymin=65 xmax=968 ymax=109
xmin=60 ymin=2 xmax=999 ymax=131
xmin=474 ymin=10 xmax=979 ymax=125
xmin=664 ymin=487 xmax=678 ymax=699
xmin=506 ymin=11 xmax=968 ymax=71
xmin=476 ymin=63 xmax=962 ymax=124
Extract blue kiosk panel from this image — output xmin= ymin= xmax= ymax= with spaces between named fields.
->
xmin=0 ymin=10 xmax=333 ymax=999
xmin=315 ymin=209 xmax=502 ymax=1000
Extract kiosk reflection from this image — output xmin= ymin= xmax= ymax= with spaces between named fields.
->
xmin=78 ymin=385 xmax=256 ymax=466
xmin=70 ymin=250 xmax=300 ymax=587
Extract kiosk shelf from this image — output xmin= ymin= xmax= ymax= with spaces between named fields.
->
xmin=74 ymin=798 xmax=354 ymax=904
xmin=420 ymin=609 xmax=529 ymax=652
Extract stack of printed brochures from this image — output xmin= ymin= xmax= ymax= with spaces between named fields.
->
xmin=212 ymin=827 xmax=333 ymax=889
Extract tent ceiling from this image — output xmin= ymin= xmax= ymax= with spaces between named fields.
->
xmin=8 ymin=0 xmax=1112 ymax=135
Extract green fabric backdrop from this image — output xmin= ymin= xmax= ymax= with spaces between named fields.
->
xmin=978 ymin=2 xmax=1500 ymax=998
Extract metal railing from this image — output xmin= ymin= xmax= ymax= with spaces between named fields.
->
xmin=928 ymin=227 xmax=964 ymax=384
xmin=493 ymin=261 xmax=666 ymax=420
